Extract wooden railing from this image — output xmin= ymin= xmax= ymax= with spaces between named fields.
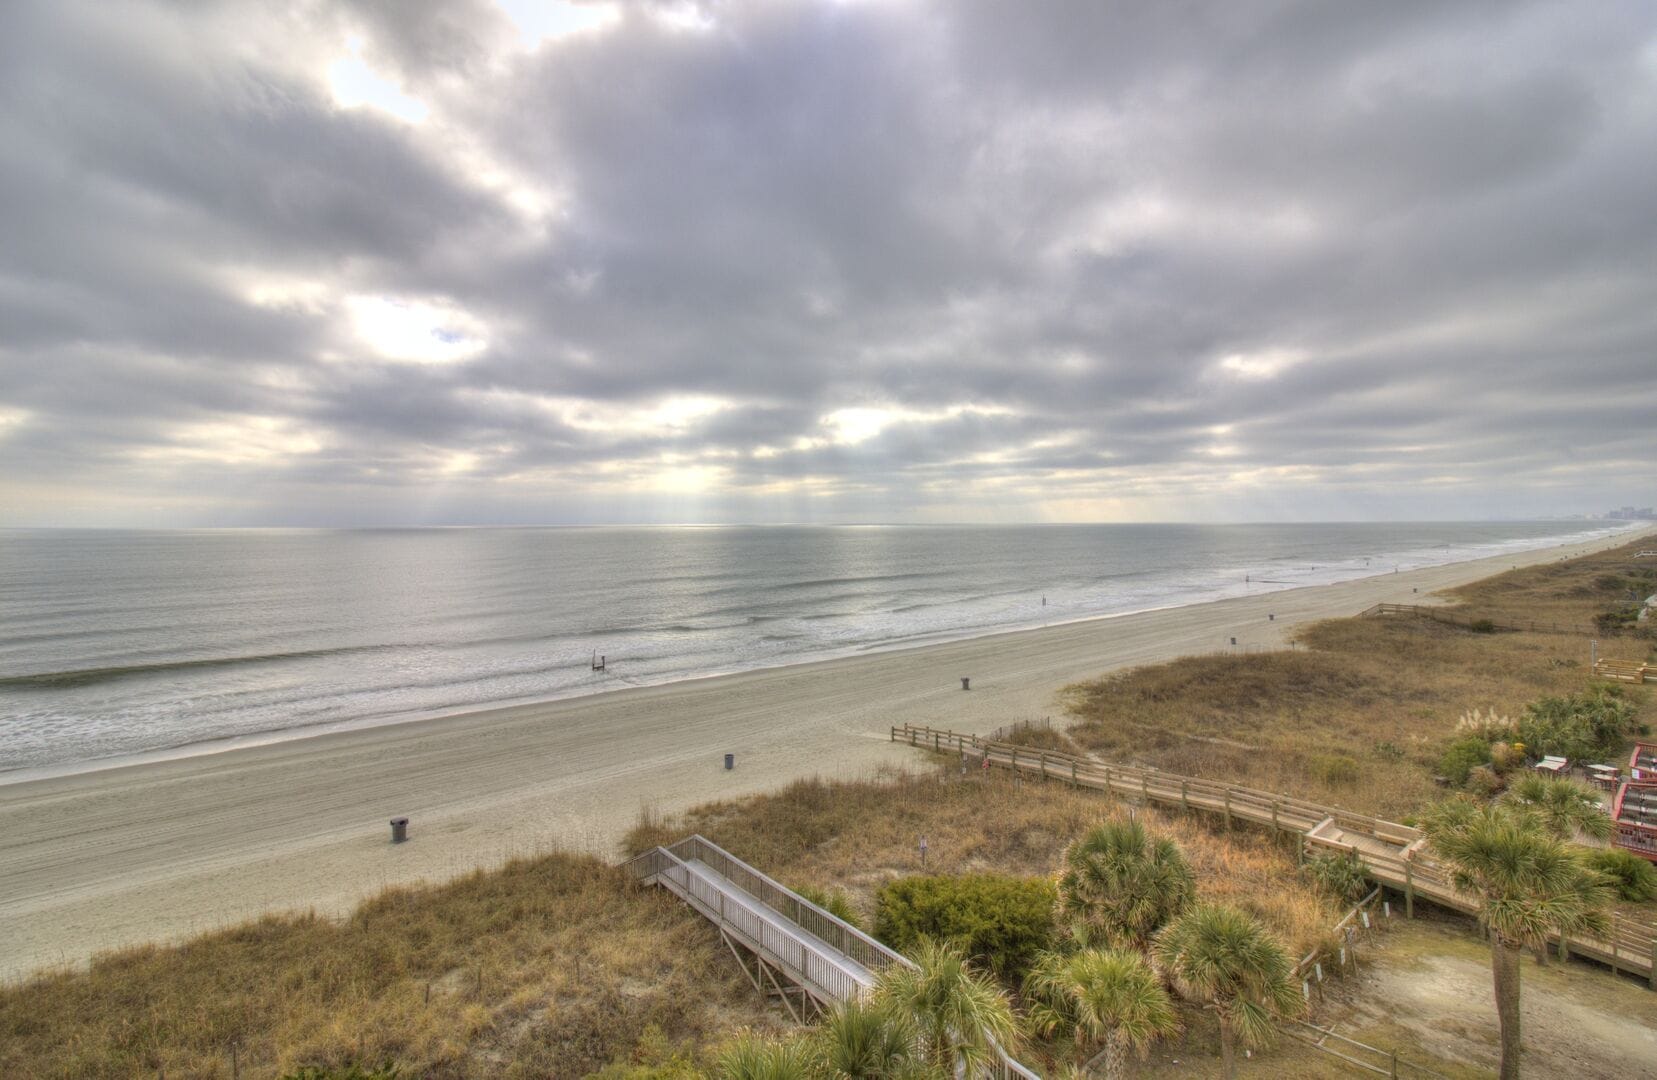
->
xmin=1359 ymin=602 xmax=1596 ymax=636
xmin=1594 ymin=658 xmax=1654 ymax=684
xmin=893 ymin=723 xmax=1657 ymax=986
xmin=625 ymin=834 xmax=1038 ymax=1079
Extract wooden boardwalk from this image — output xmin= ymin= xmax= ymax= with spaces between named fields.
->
xmin=893 ymin=724 xmax=1657 ymax=986
xmin=624 ymin=834 xmax=1038 ymax=1078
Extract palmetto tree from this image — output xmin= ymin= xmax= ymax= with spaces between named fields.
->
xmin=1500 ymin=774 xmax=1612 ymax=841
xmin=1152 ymin=904 xmax=1302 ymax=1080
xmin=813 ymin=996 xmax=937 ymax=1079
xmin=1420 ymin=799 xmax=1612 ymax=1079
xmin=874 ymin=939 xmax=1021 ymax=1077
xmin=716 ymin=1030 xmax=817 ymax=1080
xmin=1057 ymin=817 xmax=1194 ymax=948
xmin=1024 ymin=948 xmax=1179 ymax=1080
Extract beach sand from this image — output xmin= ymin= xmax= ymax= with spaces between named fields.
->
xmin=0 ymin=531 xmax=1643 ymax=981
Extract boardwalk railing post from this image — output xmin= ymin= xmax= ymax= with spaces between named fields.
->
xmin=1071 ymin=759 xmax=1078 ymax=787
xmin=1181 ymin=779 xmax=1189 ymax=813
xmin=1404 ymin=861 xmax=1414 ymax=919
xmin=1223 ymin=790 xmax=1232 ymax=830
xmin=1272 ymin=799 xmax=1280 ymax=832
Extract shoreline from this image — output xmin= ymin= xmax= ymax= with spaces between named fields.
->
xmin=2 ymin=521 xmax=1640 ymax=788
xmin=0 ymin=528 xmax=1647 ymax=981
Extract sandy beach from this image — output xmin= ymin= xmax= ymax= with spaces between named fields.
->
xmin=0 ymin=530 xmax=1645 ymax=981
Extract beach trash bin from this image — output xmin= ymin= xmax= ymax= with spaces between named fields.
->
xmin=390 ymin=817 xmax=409 ymax=843
xmin=724 ymin=753 xmax=734 ymax=770
xmin=961 ymin=677 xmax=970 ymax=690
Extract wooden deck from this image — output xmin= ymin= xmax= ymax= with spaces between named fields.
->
xmin=893 ymin=724 xmax=1657 ymax=987
xmin=623 ymin=834 xmax=1038 ymax=1078
xmin=1595 ymin=657 xmax=1654 ymax=685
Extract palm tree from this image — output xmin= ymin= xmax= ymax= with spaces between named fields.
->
xmin=1057 ymin=817 xmax=1194 ymax=948
xmin=1153 ymin=904 xmax=1303 ymax=1080
xmin=1420 ymin=800 xmax=1612 ymax=1079
xmin=1024 ymin=948 xmax=1180 ymax=1080
xmin=874 ymin=939 xmax=1021 ymax=1077
xmin=716 ymin=1030 xmax=817 ymax=1080
xmin=813 ymin=996 xmax=936 ymax=1079
xmin=1501 ymin=774 xmax=1612 ymax=842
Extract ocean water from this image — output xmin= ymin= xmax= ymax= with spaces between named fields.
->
xmin=0 ymin=521 xmax=1635 ymax=776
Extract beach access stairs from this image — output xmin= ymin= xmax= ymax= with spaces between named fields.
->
xmin=622 ymin=834 xmax=1039 ymax=1079
xmin=893 ymin=723 xmax=1657 ymax=987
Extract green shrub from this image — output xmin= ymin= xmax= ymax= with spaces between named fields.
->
xmin=795 ymin=883 xmax=862 ymax=929
xmin=1469 ymin=619 xmax=1497 ymax=634
xmin=1517 ymin=687 xmax=1637 ymax=762
xmin=1302 ymin=852 xmax=1371 ymax=903
xmin=874 ymin=874 xmax=1057 ymax=982
xmin=1373 ymin=742 xmax=1405 ymax=762
xmin=1311 ymin=753 xmax=1361 ymax=788
xmin=1582 ymin=848 xmax=1657 ymax=902
xmin=1439 ymin=736 xmax=1493 ymax=786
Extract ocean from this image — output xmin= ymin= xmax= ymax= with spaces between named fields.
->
xmin=0 ymin=521 xmax=1634 ymax=776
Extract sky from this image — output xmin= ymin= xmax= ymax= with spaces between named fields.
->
xmin=1 ymin=0 xmax=1655 ymax=527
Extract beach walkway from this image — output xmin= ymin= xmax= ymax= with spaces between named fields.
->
xmin=893 ymin=724 xmax=1657 ymax=986
xmin=623 ymin=834 xmax=1038 ymax=1077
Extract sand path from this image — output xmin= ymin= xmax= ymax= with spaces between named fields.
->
xmin=0 ymin=531 xmax=1643 ymax=981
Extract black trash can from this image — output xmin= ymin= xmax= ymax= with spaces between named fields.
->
xmin=390 ymin=816 xmax=409 ymax=843
xmin=724 ymin=753 xmax=735 ymax=770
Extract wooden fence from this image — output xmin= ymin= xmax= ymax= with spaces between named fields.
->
xmin=1359 ymin=602 xmax=1596 ymax=637
xmin=892 ymin=723 xmax=1657 ymax=986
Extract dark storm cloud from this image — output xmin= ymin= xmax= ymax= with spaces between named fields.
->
xmin=1 ymin=0 xmax=1654 ymax=525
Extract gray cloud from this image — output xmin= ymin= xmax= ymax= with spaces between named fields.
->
xmin=1 ymin=0 xmax=1654 ymax=526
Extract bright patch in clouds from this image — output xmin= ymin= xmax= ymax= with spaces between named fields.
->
xmin=494 ymin=0 xmax=619 ymax=47
xmin=328 ymin=37 xmax=428 ymax=123
xmin=819 ymin=404 xmax=1013 ymax=446
xmin=1217 ymin=348 xmax=1304 ymax=380
xmin=347 ymin=296 xmax=488 ymax=365
xmin=137 ymin=416 xmax=325 ymax=466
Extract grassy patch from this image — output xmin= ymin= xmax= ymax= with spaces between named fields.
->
xmin=0 ymin=853 xmax=776 ymax=1079
xmin=628 ymin=769 xmax=1341 ymax=970
xmin=1061 ymin=535 xmax=1657 ymax=818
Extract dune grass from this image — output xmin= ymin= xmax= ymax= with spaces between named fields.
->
xmin=628 ymin=768 xmax=1341 ymax=969
xmin=0 ymin=853 xmax=776 ymax=1079
xmin=1061 ymin=536 xmax=1657 ymax=820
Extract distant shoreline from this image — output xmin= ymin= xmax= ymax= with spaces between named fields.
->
xmin=0 ymin=527 xmax=1649 ymax=981
xmin=1 ymin=520 xmax=1640 ymax=788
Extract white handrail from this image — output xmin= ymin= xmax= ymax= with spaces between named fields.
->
xmin=625 ymin=835 xmax=1040 ymax=1078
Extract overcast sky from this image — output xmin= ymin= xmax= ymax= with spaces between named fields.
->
xmin=2 ymin=0 xmax=1654 ymax=527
